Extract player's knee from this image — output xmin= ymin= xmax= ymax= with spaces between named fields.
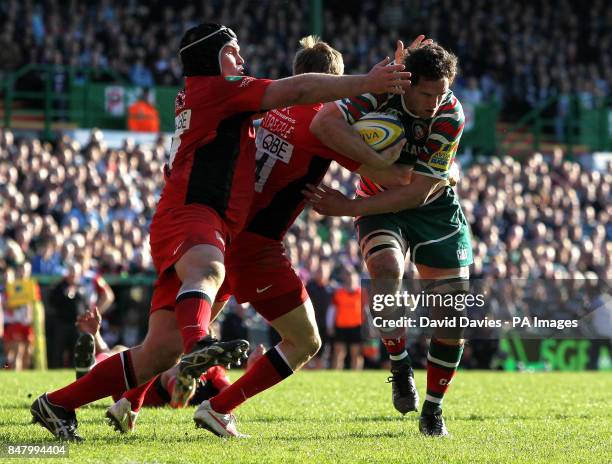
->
xmin=203 ymin=261 xmax=225 ymax=287
xmin=367 ymin=254 xmax=403 ymax=280
xmin=181 ymin=261 xmax=225 ymax=291
xmin=283 ymin=327 xmax=321 ymax=362
xmin=304 ymin=330 xmax=322 ymax=358
xmin=427 ymin=278 xmax=470 ymax=341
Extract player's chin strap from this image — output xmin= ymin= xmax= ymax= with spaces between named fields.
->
xmin=180 ymin=26 xmax=229 ymax=53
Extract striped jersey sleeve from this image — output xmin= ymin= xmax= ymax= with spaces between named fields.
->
xmin=334 ymin=93 xmax=390 ymax=124
xmin=414 ymin=95 xmax=465 ymax=180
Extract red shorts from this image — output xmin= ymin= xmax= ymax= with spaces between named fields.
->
xmin=216 ymin=232 xmax=308 ymax=321
xmin=4 ymin=323 xmax=34 ymax=343
xmin=149 ymin=204 xmax=229 ymax=314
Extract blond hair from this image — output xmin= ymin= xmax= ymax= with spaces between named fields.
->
xmin=293 ymin=35 xmax=344 ymax=76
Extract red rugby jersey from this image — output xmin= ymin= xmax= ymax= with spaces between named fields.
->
xmin=245 ymin=103 xmax=360 ymax=241
xmin=157 ymin=75 xmax=272 ymax=235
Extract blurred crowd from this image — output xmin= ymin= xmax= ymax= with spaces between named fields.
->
xmin=0 ymin=128 xmax=162 ymax=275
xmin=0 ymin=0 xmax=609 ymax=116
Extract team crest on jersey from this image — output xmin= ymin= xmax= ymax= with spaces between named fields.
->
xmin=412 ymin=121 xmax=428 ymax=141
xmin=175 ymin=89 xmax=186 ymax=111
xmin=429 ymin=140 xmax=458 ymax=170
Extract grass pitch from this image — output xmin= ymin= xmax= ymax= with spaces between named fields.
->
xmin=0 ymin=370 xmax=610 ymax=463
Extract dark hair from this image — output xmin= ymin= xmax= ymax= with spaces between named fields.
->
xmin=405 ymin=43 xmax=458 ymax=86
xmin=293 ymin=36 xmax=344 ymax=76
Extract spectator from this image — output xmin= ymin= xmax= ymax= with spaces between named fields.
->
xmin=31 ymin=238 xmax=63 ymax=275
xmin=3 ymin=264 xmax=35 ymax=370
xmin=127 ymin=88 xmax=160 ymax=133
xmin=48 ymin=262 xmax=88 ymax=367
xmin=0 ymin=0 xmax=608 ymax=118
xmin=306 ymin=259 xmax=333 ymax=369
xmin=330 ymin=267 xmax=364 ymax=370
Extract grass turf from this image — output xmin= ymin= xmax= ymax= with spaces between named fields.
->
xmin=0 ymin=370 xmax=610 ymax=463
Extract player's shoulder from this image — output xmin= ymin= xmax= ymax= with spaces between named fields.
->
xmin=186 ymin=75 xmax=266 ymax=95
xmin=435 ymin=91 xmax=464 ymax=121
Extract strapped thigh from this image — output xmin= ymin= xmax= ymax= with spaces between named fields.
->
xmin=359 ymin=229 xmax=407 ymax=263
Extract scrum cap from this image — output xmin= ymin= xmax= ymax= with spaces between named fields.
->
xmin=179 ymin=23 xmax=238 ymax=76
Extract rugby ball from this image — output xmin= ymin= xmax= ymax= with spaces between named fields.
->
xmin=352 ymin=112 xmax=405 ymax=151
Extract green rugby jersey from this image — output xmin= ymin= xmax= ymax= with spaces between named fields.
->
xmin=335 ymin=91 xmax=464 ymax=197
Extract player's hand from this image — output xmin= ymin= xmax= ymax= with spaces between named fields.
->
xmin=394 ymin=35 xmax=433 ymax=65
xmin=302 ymin=184 xmax=356 ymax=217
xmin=76 ymin=306 xmax=102 ymax=335
xmin=366 ymin=57 xmax=411 ymax=95
xmin=376 ymin=139 xmax=406 ymax=168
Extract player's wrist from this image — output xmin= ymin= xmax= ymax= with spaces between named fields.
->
xmin=359 ymin=73 xmax=376 ymax=95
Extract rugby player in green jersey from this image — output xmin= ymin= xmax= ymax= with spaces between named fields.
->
xmin=308 ymin=39 xmax=472 ymax=437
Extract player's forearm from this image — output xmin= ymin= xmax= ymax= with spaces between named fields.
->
xmin=289 ymin=74 xmax=372 ymax=106
xmin=357 ymin=165 xmax=412 ymax=188
xmin=94 ymin=331 xmax=109 ymax=354
xmin=349 ymin=181 xmax=443 ymax=216
xmin=311 ymin=108 xmax=385 ymax=168
xmin=97 ymin=289 xmax=114 ymax=314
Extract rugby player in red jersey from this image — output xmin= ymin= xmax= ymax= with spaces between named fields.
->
xmin=30 ymin=23 xmax=411 ymax=440
xmin=190 ymin=36 xmax=413 ymax=437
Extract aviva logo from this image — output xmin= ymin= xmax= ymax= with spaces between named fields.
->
xmin=359 ymin=126 xmax=387 ymax=145
xmin=353 ymin=114 xmax=405 ymax=151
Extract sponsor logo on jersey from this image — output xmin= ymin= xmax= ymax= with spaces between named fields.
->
xmin=256 ymin=285 xmax=273 ymax=294
xmin=428 ymin=140 xmax=458 ymax=170
xmin=175 ymin=90 xmax=186 ymax=111
xmin=412 ymin=121 xmax=428 ymax=141
xmin=255 ymin=127 xmax=294 ymax=163
xmin=239 ymin=76 xmax=256 ymax=87
xmin=175 ymin=109 xmax=191 ymax=133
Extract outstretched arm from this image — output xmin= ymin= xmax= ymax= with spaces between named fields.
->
xmin=76 ymin=307 xmax=110 ymax=354
xmin=261 ymin=57 xmax=410 ymax=110
xmin=96 ymin=277 xmax=115 ymax=315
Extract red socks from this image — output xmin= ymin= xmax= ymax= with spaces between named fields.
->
xmin=204 ymin=366 xmax=231 ymax=392
xmin=210 ymin=346 xmax=293 ymax=413
xmin=122 ymin=377 xmax=157 ymax=412
xmin=48 ymin=350 xmax=137 ymax=411
xmin=382 ymin=335 xmax=407 ymax=355
xmin=382 ymin=335 xmax=410 ymax=363
xmin=175 ymin=290 xmax=212 ymax=353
